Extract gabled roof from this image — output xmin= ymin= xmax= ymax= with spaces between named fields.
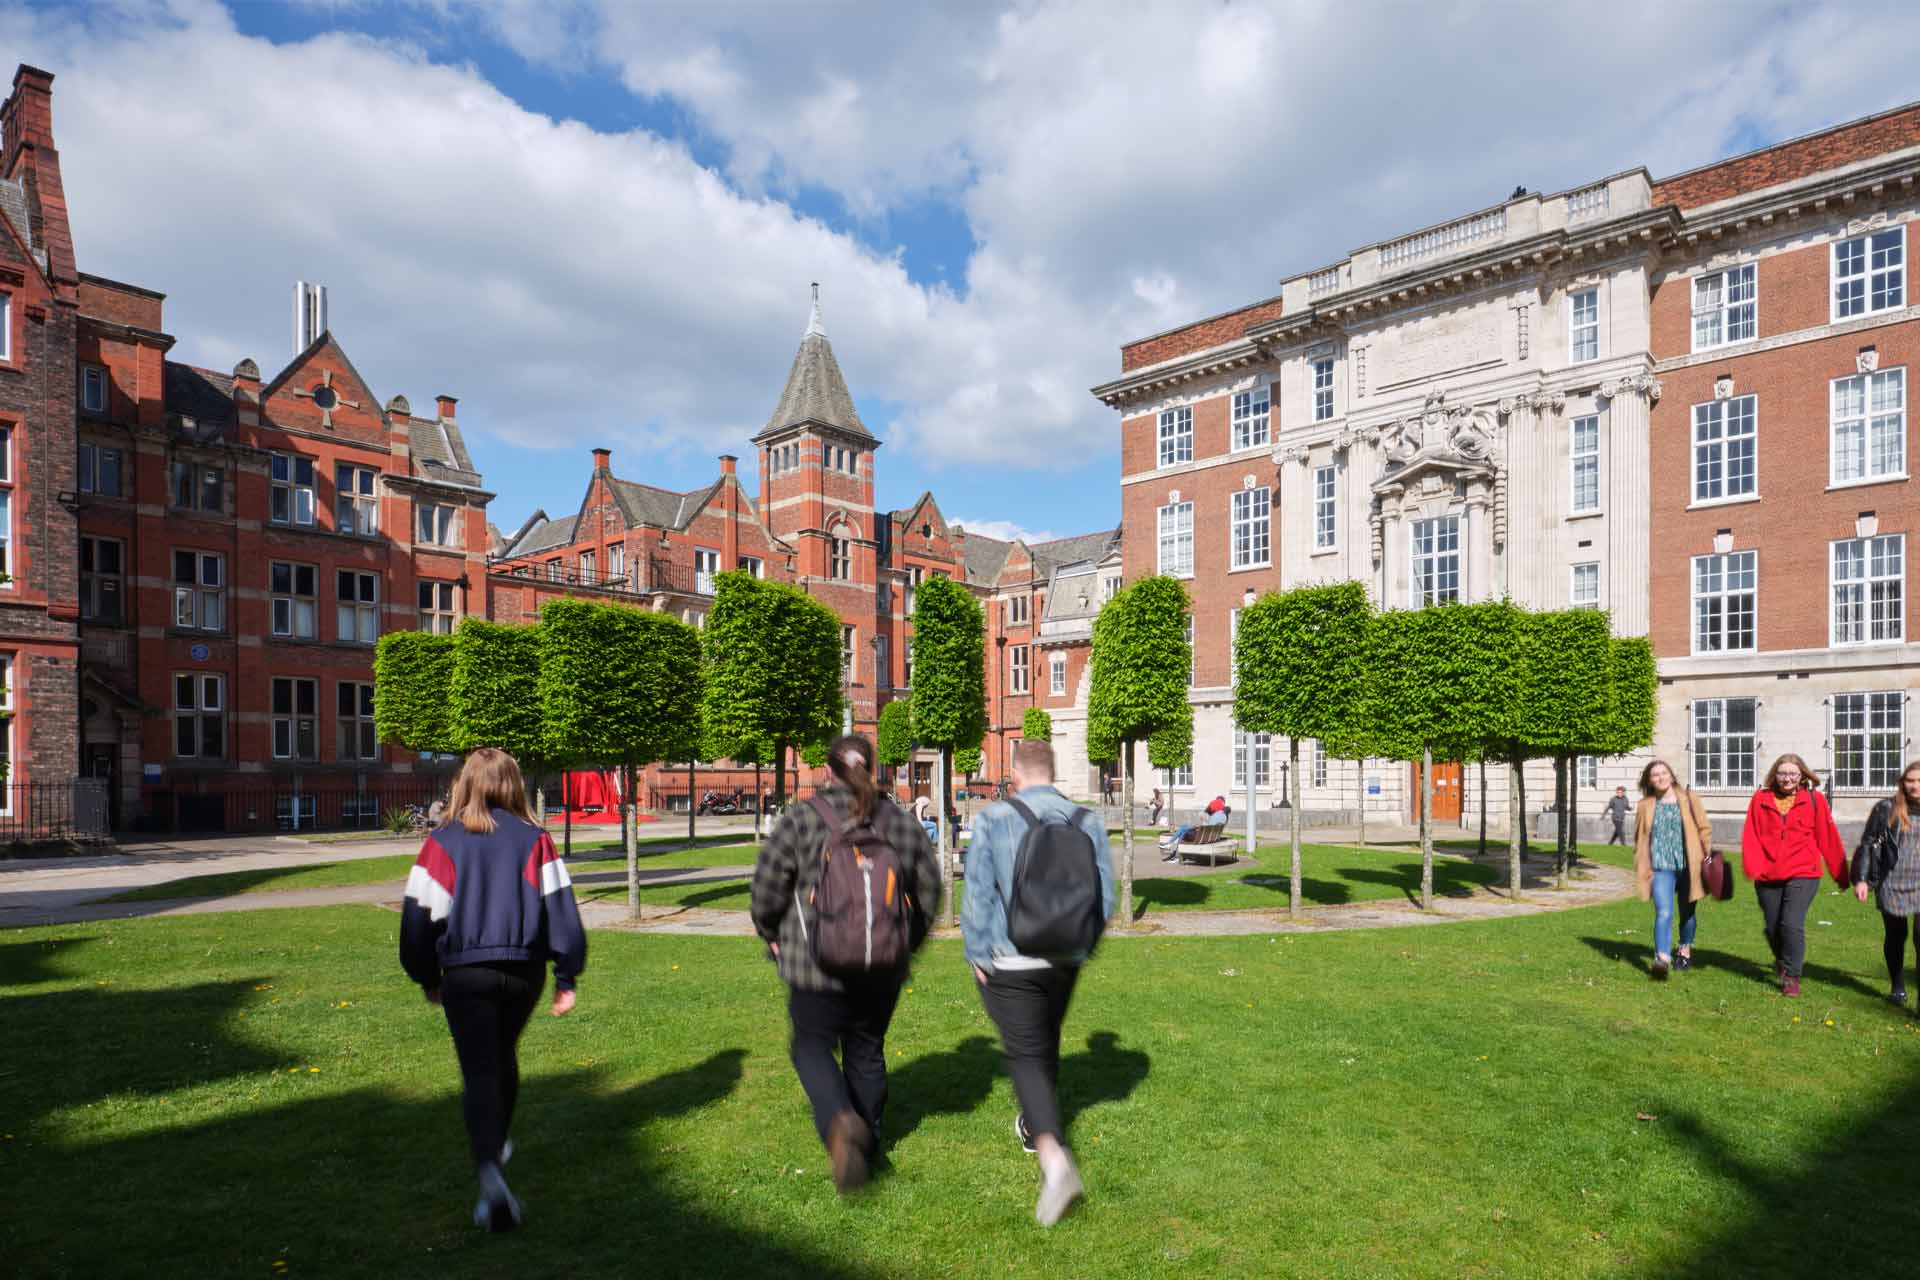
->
xmin=408 ymin=417 xmax=484 ymax=489
xmin=164 ymin=362 xmax=235 ymax=435
xmin=609 ymin=476 xmax=725 ymax=531
xmin=500 ymin=511 xmax=579 ymax=558
xmin=962 ymin=532 xmax=1015 ymax=585
xmin=754 ymin=290 xmax=875 ymax=445
xmin=1030 ymin=528 xmax=1122 ymax=571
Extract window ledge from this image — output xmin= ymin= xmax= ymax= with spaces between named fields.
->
xmin=1310 ymin=546 xmax=1340 ymax=557
xmin=1687 ymin=648 xmax=1760 ymax=659
xmin=1566 ymin=509 xmax=1605 ymax=522
xmin=1826 ymin=474 xmax=1908 ymax=493
xmin=1227 ymin=562 xmax=1273 ymax=574
xmin=1686 ymin=494 xmax=1762 ymax=512
xmin=1829 ymin=638 xmax=1908 ymax=650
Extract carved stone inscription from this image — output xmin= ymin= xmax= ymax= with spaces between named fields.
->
xmin=1371 ymin=304 xmax=1504 ymax=390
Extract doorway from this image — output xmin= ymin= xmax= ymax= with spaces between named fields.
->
xmin=84 ymin=744 xmax=118 ymax=830
xmin=1411 ymin=760 xmax=1464 ymax=823
xmin=910 ymin=762 xmax=933 ymax=801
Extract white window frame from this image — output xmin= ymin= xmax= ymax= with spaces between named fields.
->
xmin=1157 ymin=406 xmax=1193 ymax=468
xmin=1185 ymin=615 xmax=1196 ymax=688
xmin=1312 ymin=741 xmax=1328 ymax=789
xmin=1158 ymin=501 xmax=1194 ymax=578
xmin=270 ymin=561 xmax=318 ymax=639
xmin=1692 ymin=396 xmax=1758 ymax=504
xmin=1830 ymin=534 xmax=1904 ymax=646
xmin=1830 ymin=367 xmax=1906 ymax=487
xmin=579 ymin=549 xmax=596 ymax=583
xmin=271 ymin=453 xmax=317 ymax=526
xmin=1009 ymin=644 xmax=1030 ymax=695
xmin=1690 ymin=697 xmax=1758 ymax=791
xmin=1832 ymin=225 xmax=1906 ymax=322
xmin=1691 ymin=263 xmax=1757 ymax=352
xmin=1577 ymin=756 xmax=1600 ymax=789
xmin=1569 ymin=288 xmax=1599 ymax=363
xmin=841 ymin=624 xmax=856 ymax=683
xmin=1831 ymin=692 xmax=1904 ymax=791
xmin=1311 ymin=357 xmax=1335 ymax=422
xmin=0 ymin=654 xmax=11 ymax=807
xmin=1008 ymin=595 xmax=1030 ymax=626
xmin=1230 ymin=486 xmax=1271 ymax=569
xmin=416 ymin=501 xmax=457 ymax=548
xmin=1571 ymin=561 xmax=1600 ymax=609
xmin=1691 ymin=550 xmax=1758 ymax=655
xmin=1312 ymin=465 xmax=1337 ymax=550
xmin=172 ymin=550 xmax=225 ymax=632
xmin=608 ymin=543 xmax=626 ymax=585
xmin=272 ymin=676 xmax=319 ymax=762
xmin=337 ymin=569 xmax=379 ymax=645
xmin=829 ymin=534 xmax=851 ymax=581
xmin=1232 ymin=727 xmax=1272 ymax=789
xmin=338 ymin=681 xmax=379 ymax=762
xmin=1569 ymin=414 xmax=1600 ymax=514
xmin=418 ymin=580 xmax=458 ymax=634
xmin=694 ymin=547 xmax=720 ymax=594
xmin=173 ymin=673 xmax=225 ymax=761
xmin=0 ymin=293 xmax=10 ymax=362
xmin=1050 ymin=652 xmax=1067 ymax=696
xmin=337 ymin=464 xmax=379 ymax=535
xmin=1411 ymin=516 xmax=1462 ymax=607
xmin=1232 ymin=386 xmax=1270 ymax=450
xmin=737 ymin=554 xmax=763 ymax=579
xmin=1161 ymin=763 xmax=1193 ymax=790
xmin=81 ymin=363 xmax=108 ymax=413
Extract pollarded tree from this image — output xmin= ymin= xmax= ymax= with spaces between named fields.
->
xmin=1087 ymin=575 xmax=1193 ymax=923
xmin=1510 ymin=608 xmax=1613 ymax=887
xmin=1234 ymin=582 xmax=1375 ymax=916
xmin=538 ymin=597 xmax=703 ymax=917
xmin=911 ymin=574 xmax=987 ymax=926
xmin=448 ymin=617 xmax=551 ymax=818
xmin=1562 ymin=636 xmax=1657 ymax=884
xmin=955 ymin=745 xmax=982 ymax=778
xmin=373 ymin=632 xmax=460 ymax=756
xmin=699 ymin=571 xmax=844 ymax=809
xmin=1022 ymin=706 xmax=1053 ymax=743
xmin=877 ymin=697 xmax=914 ymax=788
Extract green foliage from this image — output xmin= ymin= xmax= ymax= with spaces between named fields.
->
xmin=373 ymin=632 xmax=458 ymax=753
xmin=698 ymin=571 xmax=843 ymax=764
xmin=1512 ymin=609 xmax=1613 ymax=756
xmin=537 ymin=598 xmax=703 ymax=766
xmin=909 ymin=576 xmax=986 ymax=750
xmin=1583 ymin=637 xmax=1657 ymax=757
xmin=800 ymin=739 xmax=830 ymax=770
xmin=1088 ymin=576 xmax=1193 ymax=760
xmin=954 ymin=745 xmax=983 ymax=778
xmin=448 ymin=617 xmax=546 ymax=764
xmin=1021 ymin=707 xmax=1053 ymax=742
xmin=1363 ymin=602 xmax=1523 ymax=761
xmin=1146 ymin=712 xmax=1192 ymax=771
xmin=1234 ymin=581 xmax=1375 ymax=746
xmin=877 ymin=698 xmax=915 ymax=767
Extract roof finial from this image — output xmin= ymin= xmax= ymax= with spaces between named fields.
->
xmin=806 ymin=282 xmax=825 ymax=338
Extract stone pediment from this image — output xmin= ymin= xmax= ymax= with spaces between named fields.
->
xmin=1368 ymin=389 xmax=1500 ymax=495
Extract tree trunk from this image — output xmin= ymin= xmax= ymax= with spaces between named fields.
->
xmin=1355 ymin=757 xmax=1367 ymax=848
xmin=1517 ymin=758 xmax=1531 ymax=854
xmin=1289 ymin=738 xmax=1303 ymax=917
xmin=687 ymin=758 xmax=697 ymax=849
xmin=1553 ymin=756 xmax=1569 ymax=885
xmin=1419 ymin=746 xmax=1434 ymax=911
xmin=533 ymin=775 xmax=546 ymax=827
xmin=563 ymin=771 xmax=573 ymax=860
xmin=1506 ymin=752 xmax=1524 ymax=900
xmin=623 ymin=760 xmax=641 ymax=920
xmin=774 ymin=738 xmax=789 ymax=807
xmin=1477 ymin=761 xmax=1488 ymax=857
xmin=940 ymin=747 xmax=956 ymax=928
xmin=753 ymin=762 xmax=763 ymax=840
xmin=1119 ymin=739 xmax=1136 ymax=925
xmin=1566 ymin=761 xmax=1580 ymax=887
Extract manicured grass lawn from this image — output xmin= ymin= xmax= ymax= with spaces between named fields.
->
xmin=1132 ymin=841 xmax=1499 ymax=915
xmin=102 ymin=844 xmax=761 ymax=904
xmin=6 ymin=890 xmax=1918 ymax=1278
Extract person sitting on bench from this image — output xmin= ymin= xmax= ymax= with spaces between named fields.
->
xmin=1159 ymin=798 xmax=1229 ymax=861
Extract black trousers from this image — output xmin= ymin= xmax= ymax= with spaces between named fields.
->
xmin=441 ymin=960 xmax=543 ymax=1167
xmin=1754 ymin=878 xmax=1821 ymax=980
xmin=1608 ymin=817 xmax=1627 ymax=846
xmin=788 ymin=981 xmax=901 ymax=1152
xmin=1882 ymin=911 xmax=1920 ymax=990
xmin=978 ymin=964 xmax=1081 ymax=1142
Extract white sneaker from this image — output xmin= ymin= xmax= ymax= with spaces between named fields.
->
xmin=474 ymin=1162 xmax=523 ymax=1233
xmin=1035 ymin=1158 xmax=1084 ymax=1227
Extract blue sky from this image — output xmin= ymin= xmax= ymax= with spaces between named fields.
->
xmin=9 ymin=0 xmax=1918 ymax=547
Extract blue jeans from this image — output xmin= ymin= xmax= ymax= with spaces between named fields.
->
xmin=1650 ymin=868 xmax=1697 ymax=957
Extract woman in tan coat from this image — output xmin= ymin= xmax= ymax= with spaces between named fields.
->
xmin=1634 ymin=759 xmax=1713 ymax=979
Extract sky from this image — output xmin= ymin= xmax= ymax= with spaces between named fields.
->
xmin=5 ymin=0 xmax=1918 ymax=546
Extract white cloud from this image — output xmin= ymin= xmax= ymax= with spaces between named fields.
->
xmin=7 ymin=0 xmax=1920 ymax=507
xmin=950 ymin=519 xmax=1059 ymax=546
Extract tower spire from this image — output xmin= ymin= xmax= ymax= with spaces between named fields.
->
xmin=806 ymin=281 xmax=825 ymax=338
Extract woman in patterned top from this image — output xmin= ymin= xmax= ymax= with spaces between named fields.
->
xmin=1633 ymin=759 xmax=1713 ymax=980
xmin=1852 ymin=760 xmax=1920 ymax=1006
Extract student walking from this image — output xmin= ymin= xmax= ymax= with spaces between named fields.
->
xmin=1852 ymin=760 xmax=1920 ymax=1006
xmin=1632 ymin=761 xmax=1712 ymax=979
xmin=962 ymin=739 xmax=1116 ymax=1226
xmin=751 ymin=734 xmax=941 ymax=1195
xmin=400 ymin=748 xmax=586 ymax=1233
xmin=1604 ymin=786 xmax=1632 ymax=846
xmin=1739 ymin=753 xmax=1848 ymax=997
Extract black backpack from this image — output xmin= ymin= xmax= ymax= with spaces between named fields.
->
xmin=1004 ymin=798 xmax=1105 ymax=960
xmin=804 ymin=795 xmax=917 ymax=977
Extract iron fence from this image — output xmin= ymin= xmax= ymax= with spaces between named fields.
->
xmin=138 ymin=780 xmax=453 ymax=835
xmin=0 ymin=781 xmax=112 ymax=844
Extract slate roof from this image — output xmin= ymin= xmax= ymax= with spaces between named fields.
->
xmin=961 ymin=533 xmax=1015 ymax=585
xmin=502 ymin=512 xmax=579 ymax=558
xmin=1041 ymin=564 xmax=1105 ymax=624
xmin=164 ymin=362 xmax=236 ymax=434
xmin=1030 ymin=528 xmax=1122 ymax=570
xmin=0 ymin=177 xmax=46 ymax=271
xmin=609 ymin=476 xmax=724 ymax=531
xmin=754 ymin=306 xmax=874 ymax=444
xmin=408 ymin=417 xmax=485 ymax=489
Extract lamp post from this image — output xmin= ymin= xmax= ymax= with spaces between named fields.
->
xmin=995 ymin=635 xmax=1008 ymax=784
xmin=1277 ymin=760 xmax=1293 ymax=809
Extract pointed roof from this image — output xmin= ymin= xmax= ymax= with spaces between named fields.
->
xmin=754 ymin=285 xmax=876 ymax=445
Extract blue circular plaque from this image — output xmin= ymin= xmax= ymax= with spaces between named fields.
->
xmin=190 ymin=644 xmax=211 ymax=662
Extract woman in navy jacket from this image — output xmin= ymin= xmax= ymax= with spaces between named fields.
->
xmin=401 ymin=747 xmax=586 ymax=1232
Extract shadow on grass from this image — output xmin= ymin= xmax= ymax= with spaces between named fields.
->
xmin=1632 ymin=1059 xmax=1920 ymax=1278
xmin=881 ymin=1034 xmax=999 ymax=1152
xmin=1131 ymin=875 xmax=1352 ymax=918
xmin=1578 ymin=935 xmax=1886 ymax=997
xmin=0 ymin=935 xmax=99 ymax=986
xmin=4 ymin=1055 xmax=870 ymax=1280
xmin=1337 ymin=861 xmax=1492 ymax=906
xmin=671 ymin=880 xmax=753 ymax=910
xmin=1059 ymin=1030 xmax=1151 ymax=1134
xmin=105 ymin=863 xmax=353 ymax=904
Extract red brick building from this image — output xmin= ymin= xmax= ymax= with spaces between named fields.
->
xmin=0 ymin=66 xmax=83 ymax=819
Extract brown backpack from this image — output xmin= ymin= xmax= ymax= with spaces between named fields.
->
xmin=804 ymin=795 xmax=915 ymax=976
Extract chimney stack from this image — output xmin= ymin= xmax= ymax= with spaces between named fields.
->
xmin=294 ymin=281 xmax=327 ymax=354
xmin=592 ymin=447 xmax=612 ymax=470
xmin=435 ymin=394 xmax=457 ymax=421
xmin=3 ymin=65 xmax=55 ymax=174
xmin=719 ymin=454 xmax=737 ymax=476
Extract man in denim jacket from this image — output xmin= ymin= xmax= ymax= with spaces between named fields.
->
xmin=962 ymin=739 xmax=1115 ymax=1226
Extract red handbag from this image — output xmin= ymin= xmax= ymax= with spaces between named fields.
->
xmin=1701 ymin=847 xmax=1733 ymax=901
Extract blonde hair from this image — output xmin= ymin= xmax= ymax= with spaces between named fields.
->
xmin=444 ymin=747 xmax=537 ymax=834
xmin=1892 ymin=760 xmax=1920 ymax=835
xmin=1763 ymin=753 xmax=1819 ymax=793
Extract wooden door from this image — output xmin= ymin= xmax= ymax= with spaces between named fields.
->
xmin=910 ymin=762 xmax=933 ymax=801
xmin=1411 ymin=761 xmax=1465 ymax=823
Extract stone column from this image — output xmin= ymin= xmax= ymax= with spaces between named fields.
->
xmin=1497 ymin=397 xmax=1536 ymax=602
xmin=1599 ymin=374 xmax=1659 ymax=637
xmin=1274 ymin=444 xmax=1311 ymax=587
xmin=1464 ymin=488 xmax=1494 ymax=602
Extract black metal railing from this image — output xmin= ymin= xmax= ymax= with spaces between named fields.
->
xmin=487 ymin=558 xmax=642 ymax=594
xmin=0 ymin=781 xmax=112 ymax=844
xmin=137 ymin=780 xmax=452 ymax=835
xmin=647 ymin=559 xmax=702 ymax=595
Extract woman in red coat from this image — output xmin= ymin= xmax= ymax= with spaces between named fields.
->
xmin=1739 ymin=753 xmax=1848 ymax=997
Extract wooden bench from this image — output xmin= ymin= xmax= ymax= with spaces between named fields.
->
xmin=1169 ymin=823 xmax=1240 ymax=866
